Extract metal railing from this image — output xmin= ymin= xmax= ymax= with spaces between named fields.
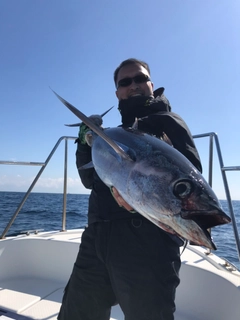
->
xmin=0 ymin=136 xmax=77 ymax=239
xmin=193 ymin=132 xmax=240 ymax=260
xmin=0 ymin=133 xmax=240 ymax=261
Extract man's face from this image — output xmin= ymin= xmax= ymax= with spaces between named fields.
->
xmin=115 ymin=63 xmax=154 ymax=101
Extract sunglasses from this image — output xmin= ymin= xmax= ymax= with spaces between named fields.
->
xmin=117 ymin=74 xmax=151 ymax=89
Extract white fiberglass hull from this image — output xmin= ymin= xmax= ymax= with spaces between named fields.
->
xmin=0 ymin=229 xmax=240 ymax=320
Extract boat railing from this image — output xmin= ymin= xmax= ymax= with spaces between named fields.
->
xmin=0 ymin=133 xmax=240 ymax=261
xmin=0 ymin=136 xmax=76 ymax=239
xmin=193 ymin=132 xmax=240 ymax=260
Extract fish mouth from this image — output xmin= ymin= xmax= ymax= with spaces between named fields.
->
xmin=180 ymin=205 xmax=231 ymax=230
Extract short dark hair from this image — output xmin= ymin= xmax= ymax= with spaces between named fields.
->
xmin=114 ymin=58 xmax=151 ymax=86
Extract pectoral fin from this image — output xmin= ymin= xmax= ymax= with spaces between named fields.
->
xmin=51 ymin=89 xmax=132 ymax=162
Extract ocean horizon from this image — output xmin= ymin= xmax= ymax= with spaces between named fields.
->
xmin=1 ymin=191 xmax=240 ymax=270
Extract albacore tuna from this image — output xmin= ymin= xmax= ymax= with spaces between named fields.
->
xmin=53 ymin=90 xmax=231 ymax=250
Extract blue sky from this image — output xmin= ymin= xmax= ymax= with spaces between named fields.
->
xmin=0 ymin=0 xmax=239 ymax=200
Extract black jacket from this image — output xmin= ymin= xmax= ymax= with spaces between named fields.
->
xmin=76 ymin=89 xmax=202 ymax=225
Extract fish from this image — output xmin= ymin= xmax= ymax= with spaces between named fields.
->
xmin=52 ymin=89 xmax=231 ymax=250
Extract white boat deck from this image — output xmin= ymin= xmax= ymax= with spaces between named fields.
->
xmin=1 ymin=229 xmax=240 ymax=320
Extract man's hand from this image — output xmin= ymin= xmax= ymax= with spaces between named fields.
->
xmin=111 ymin=187 xmax=134 ymax=211
xmin=78 ymin=115 xmax=103 ymax=145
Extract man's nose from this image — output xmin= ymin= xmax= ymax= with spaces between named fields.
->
xmin=129 ymin=80 xmax=140 ymax=90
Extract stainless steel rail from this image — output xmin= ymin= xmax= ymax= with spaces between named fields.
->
xmin=0 ymin=132 xmax=240 ymax=261
xmin=0 ymin=136 xmax=76 ymax=239
xmin=193 ymin=132 xmax=240 ymax=259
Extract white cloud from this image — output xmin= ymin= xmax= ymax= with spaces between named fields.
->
xmin=0 ymin=175 xmax=90 ymax=194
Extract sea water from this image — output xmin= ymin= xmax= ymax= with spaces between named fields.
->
xmin=0 ymin=191 xmax=239 ymax=269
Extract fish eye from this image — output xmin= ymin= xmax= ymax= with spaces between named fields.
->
xmin=173 ymin=180 xmax=193 ymax=198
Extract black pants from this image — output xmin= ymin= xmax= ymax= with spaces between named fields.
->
xmin=58 ymin=218 xmax=181 ymax=320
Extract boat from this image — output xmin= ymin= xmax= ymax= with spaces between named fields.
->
xmin=1 ymin=132 xmax=240 ymax=320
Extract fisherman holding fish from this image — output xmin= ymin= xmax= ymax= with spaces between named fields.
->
xmin=57 ymin=58 xmax=204 ymax=320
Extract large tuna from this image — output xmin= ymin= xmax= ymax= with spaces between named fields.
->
xmin=53 ymin=90 xmax=231 ymax=250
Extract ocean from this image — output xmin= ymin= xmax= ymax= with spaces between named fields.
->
xmin=0 ymin=191 xmax=240 ymax=269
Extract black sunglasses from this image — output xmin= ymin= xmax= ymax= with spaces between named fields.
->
xmin=117 ymin=74 xmax=151 ymax=89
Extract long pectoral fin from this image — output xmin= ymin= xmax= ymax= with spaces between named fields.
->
xmin=51 ymin=89 xmax=132 ymax=161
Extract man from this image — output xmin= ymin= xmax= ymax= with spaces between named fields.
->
xmin=58 ymin=58 xmax=202 ymax=320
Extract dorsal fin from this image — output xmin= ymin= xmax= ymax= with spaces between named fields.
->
xmin=161 ymin=132 xmax=173 ymax=146
xmin=132 ymin=118 xmax=138 ymax=130
xmin=64 ymin=106 xmax=114 ymax=127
